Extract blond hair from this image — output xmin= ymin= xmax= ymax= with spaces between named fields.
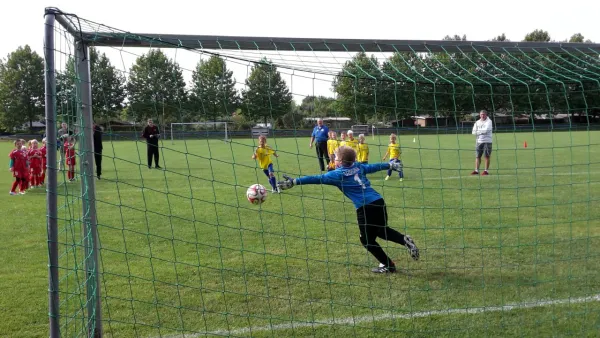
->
xmin=336 ymin=146 xmax=356 ymax=166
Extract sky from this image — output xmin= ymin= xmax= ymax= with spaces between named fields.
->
xmin=2 ymin=0 xmax=599 ymax=103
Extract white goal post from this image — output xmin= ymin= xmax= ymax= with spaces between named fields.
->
xmin=170 ymin=122 xmax=229 ymax=144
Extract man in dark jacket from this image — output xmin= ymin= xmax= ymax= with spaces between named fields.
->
xmin=93 ymin=124 xmax=103 ymax=179
xmin=142 ymin=119 xmax=162 ymax=169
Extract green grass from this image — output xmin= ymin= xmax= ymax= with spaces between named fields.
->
xmin=1 ymin=130 xmax=600 ymax=337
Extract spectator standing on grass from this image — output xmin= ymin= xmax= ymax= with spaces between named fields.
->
xmin=142 ymin=119 xmax=162 ymax=169
xmin=471 ymin=110 xmax=493 ymax=176
xmin=93 ymin=124 xmax=103 ymax=179
xmin=309 ymin=118 xmax=330 ymax=171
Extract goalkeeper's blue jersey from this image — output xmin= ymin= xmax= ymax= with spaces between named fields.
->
xmin=295 ymin=162 xmax=389 ymax=209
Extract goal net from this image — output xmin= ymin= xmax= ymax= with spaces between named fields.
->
xmin=41 ymin=7 xmax=600 ymax=338
xmin=170 ymin=122 xmax=229 ymax=143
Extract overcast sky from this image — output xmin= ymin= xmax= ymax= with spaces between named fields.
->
xmin=2 ymin=0 xmax=599 ymax=102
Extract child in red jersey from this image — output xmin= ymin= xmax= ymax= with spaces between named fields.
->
xmin=9 ymin=139 xmax=28 ymax=195
xmin=40 ymin=138 xmax=47 ymax=185
xmin=28 ymin=139 xmax=43 ymax=187
xmin=64 ymin=136 xmax=76 ymax=181
xmin=20 ymin=140 xmax=30 ymax=191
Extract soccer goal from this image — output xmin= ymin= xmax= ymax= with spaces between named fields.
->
xmin=351 ymin=124 xmax=371 ymax=136
xmin=170 ymin=122 xmax=229 ymax=144
xmin=42 ymin=7 xmax=600 ymax=338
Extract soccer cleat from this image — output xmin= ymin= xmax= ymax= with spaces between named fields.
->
xmin=399 ymin=178 xmax=403 ymax=182
xmin=404 ymin=235 xmax=419 ymax=261
xmin=9 ymin=192 xmax=17 ymax=195
xmin=385 ymin=176 xmax=390 ymax=181
xmin=371 ymin=263 xmax=397 ymax=274
xmin=482 ymin=171 xmax=489 ymax=176
xmin=470 ymin=170 xmax=479 ymax=175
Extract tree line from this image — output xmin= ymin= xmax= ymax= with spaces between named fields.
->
xmin=0 ymin=30 xmax=597 ymax=133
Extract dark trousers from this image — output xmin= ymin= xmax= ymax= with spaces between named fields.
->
xmin=147 ymin=143 xmax=159 ymax=167
xmin=94 ymin=152 xmax=102 ymax=177
xmin=315 ymin=141 xmax=330 ymax=171
xmin=356 ymin=198 xmax=406 ymax=267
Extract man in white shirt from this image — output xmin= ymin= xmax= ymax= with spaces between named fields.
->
xmin=471 ymin=110 xmax=493 ymax=175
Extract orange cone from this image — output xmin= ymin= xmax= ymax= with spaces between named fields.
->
xmin=524 ymin=141 xmax=528 ymax=148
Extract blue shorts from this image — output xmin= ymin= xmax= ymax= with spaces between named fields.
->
xmin=263 ymin=163 xmax=274 ymax=176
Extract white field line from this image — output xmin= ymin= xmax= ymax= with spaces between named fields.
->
xmin=88 ymin=171 xmax=600 ymax=194
xmin=160 ymin=293 xmax=600 ymax=337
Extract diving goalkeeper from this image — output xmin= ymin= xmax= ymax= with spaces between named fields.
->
xmin=277 ymin=146 xmax=419 ymax=273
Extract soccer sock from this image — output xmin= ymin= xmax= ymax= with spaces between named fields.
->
xmin=269 ymin=176 xmax=277 ymax=190
xmin=31 ymin=176 xmax=37 ymax=187
xmin=387 ymin=168 xmax=392 ymax=176
xmin=41 ymin=172 xmax=45 ymax=183
xmin=11 ymin=179 xmax=19 ymax=192
xmin=364 ymin=241 xmax=395 ymax=267
xmin=20 ymin=179 xmax=27 ymax=191
xmin=380 ymin=227 xmax=407 ymax=246
xmin=399 ymin=170 xmax=404 ymax=178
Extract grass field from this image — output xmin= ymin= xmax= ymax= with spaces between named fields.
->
xmin=1 ymin=130 xmax=600 ymax=337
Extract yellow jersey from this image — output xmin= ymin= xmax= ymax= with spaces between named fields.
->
xmin=387 ymin=143 xmax=401 ymax=159
xmin=339 ymin=140 xmax=347 ymax=148
xmin=345 ymin=138 xmax=359 ymax=152
xmin=255 ymin=146 xmax=275 ymax=169
xmin=327 ymin=139 xmax=340 ymax=155
xmin=357 ymin=143 xmax=369 ymax=163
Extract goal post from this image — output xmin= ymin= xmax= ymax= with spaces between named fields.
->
xmin=170 ymin=122 xmax=229 ymax=144
xmin=42 ymin=7 xmax=600 ymax=338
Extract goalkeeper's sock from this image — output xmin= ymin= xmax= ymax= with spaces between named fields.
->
xmin=387 ymin=168 xmax=392 ymax=177
xmin=398 ymin=170 xmax=404 ymax=178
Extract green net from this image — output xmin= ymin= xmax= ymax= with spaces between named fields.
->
xmin=45 ymin=9 xmax=600 ymax=337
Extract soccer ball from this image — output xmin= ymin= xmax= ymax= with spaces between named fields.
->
xmin=246 ymin=184 xmax=268 ymax=205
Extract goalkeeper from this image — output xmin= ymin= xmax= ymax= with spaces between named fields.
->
xmin=277 ymin=146 xmax=419 ymax=273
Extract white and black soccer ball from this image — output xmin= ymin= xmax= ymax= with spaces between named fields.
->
xmin=246 ymin=184 xmax=268 ymax=205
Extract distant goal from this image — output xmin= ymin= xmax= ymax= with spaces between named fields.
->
xmin=351 ymin=124 xmax=372 ymax=136
xmin=170 ymin=122 xmax=229 ymax=144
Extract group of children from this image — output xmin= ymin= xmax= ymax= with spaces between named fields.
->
xmin=327 ymin=130 xmax=404 ymax=181
xmin=8 ymin=136 xmax=77 ymax=195
xmin=251 ymin=130 xmax=406 ymax=195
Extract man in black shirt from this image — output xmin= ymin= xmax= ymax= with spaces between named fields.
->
xmin=142 ymin=119 xmax=161 ymax=169
xmin=93 ymin=124 xmax=103 ymax=179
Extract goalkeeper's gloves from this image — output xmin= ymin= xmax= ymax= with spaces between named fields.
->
xmin=390 ymin=160 xmax=403 ymax=171
xmin=277 ymin=174 xmax=295 ymax=191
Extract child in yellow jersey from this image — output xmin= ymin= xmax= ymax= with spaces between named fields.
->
xmin=357 ymin=133 xmax=369 ymax=164
xmin=339 ymin=131 xmax=347 ymax=148
xmin=326 ymin=131 xmax=340 ymax=171
xmin=382 ymin=133 xmax=403 ymax=181
xmin=345 ymin=130 xmax=359 ymax=153
xmin=252 ymin=135 xmax=280 ymax=192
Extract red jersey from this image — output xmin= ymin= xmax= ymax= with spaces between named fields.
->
xmin=28 ymin=148 xmax=43 ymax=175
xmin=64 ymin=142 xmax=76 ymax=165
xmin=9 ymin=149 xmax=28 ymax=172
xmin=40 ymin=146 xmax=47 ymax=167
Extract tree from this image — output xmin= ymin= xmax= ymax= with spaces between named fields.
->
xmin=332 ymin=52 xmax=383 ymax=123
xmin=189 ymin=55 xmax=240 ymax=124
xmin=56 ymin=47 xmax=126 ymax=122
xmin=492 ymin=33 xmax=509 ymax=42
xmin=241 ymin=58 xmax=292 ymax=124
xmin=0 ymin=45 xmax=45 ymax=132
xmin=299 ymin=96 xmax=337 ymax=117
xmin=443 ymin=34 xmax=467 ymax=41
xmin=524 ymin=29 xmax=551 ymax=42
xmin=127 ymin=49 xmax=187 ymax=123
